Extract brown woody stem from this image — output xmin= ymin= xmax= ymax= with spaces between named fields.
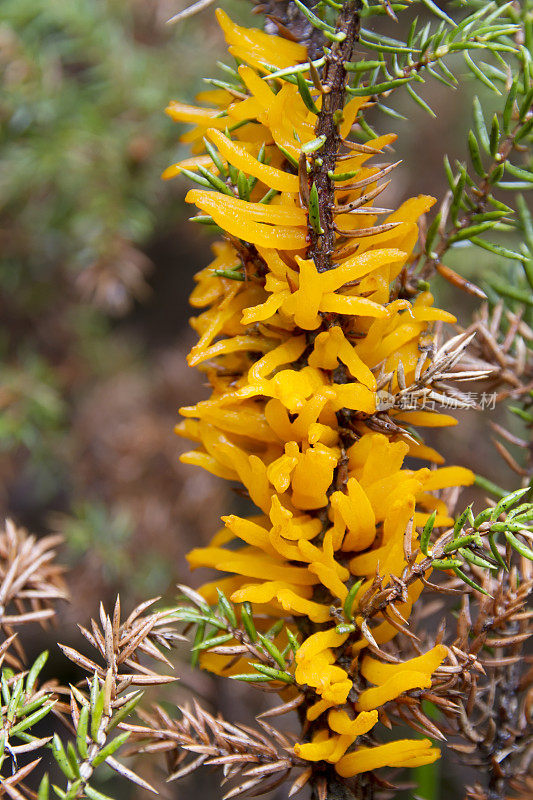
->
xmin=307 ymin=1 xmax=363 ymax=274
xmin=304 ymin=8 xmax=370 ymax=800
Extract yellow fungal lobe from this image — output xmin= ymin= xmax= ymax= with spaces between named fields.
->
xmin=168 ymin=7 xmax=474 ymax=779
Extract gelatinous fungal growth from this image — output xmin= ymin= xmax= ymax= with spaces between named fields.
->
xmin=166 ymin=7 xmax=474 ymax=777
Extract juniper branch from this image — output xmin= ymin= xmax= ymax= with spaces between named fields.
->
xmin=307 ymin=1 xmax=363 ymax=274
xmin=418 ymin=111 xmax=532 ymax=284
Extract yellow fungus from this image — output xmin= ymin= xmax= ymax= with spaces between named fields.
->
xmin=206 ymin=129 xmax=300 ymax=192
xmin=360 ymin=645 xmax=448 ymax=685
xmin=355 ymin=671 xmax=432 ymax=712
xmin=336 ymin=739 xmax=439 ymax=777
xmin=168 ymin=9 xmax=475 ymax=777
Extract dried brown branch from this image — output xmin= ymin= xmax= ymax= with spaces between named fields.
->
xmin=42 ymin=597 xmax=184 ymax=800
xmin=0 ymin=519 xmax=67 ymax=668
xmin=449 ymin=568 xmax=532 ymax=799
xmin=59 ymin=595 xmax=180 ymax=690
xmin=458 ymin=303 xmax=533 ymax=397
xmin=129 ymin=699 xmax=307 ymax=799
xmin=375 ymin=330 xmax=494 ymax=415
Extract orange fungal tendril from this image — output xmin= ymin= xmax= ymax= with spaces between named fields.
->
xmin=167 ymin=9 xmax=474 ymax=778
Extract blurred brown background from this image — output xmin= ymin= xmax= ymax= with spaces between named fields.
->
xmin=0 ymin=1 xmax=526 ymax=798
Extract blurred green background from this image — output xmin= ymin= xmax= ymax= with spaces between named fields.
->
xmin=0 ymin=3 xmax=530 ymax=797
xmin=0 ymin=0 xmax=260 ymax=607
